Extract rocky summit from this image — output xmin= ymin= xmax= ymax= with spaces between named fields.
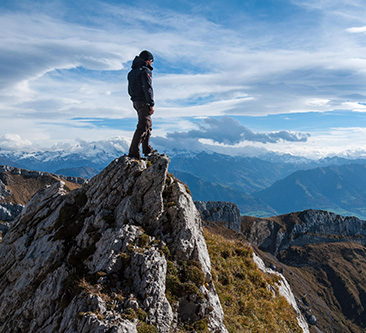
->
xmin=0 ymin=155 xmax=227 ymax=332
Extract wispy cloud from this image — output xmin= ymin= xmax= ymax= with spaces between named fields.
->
xmin=0 ymin=0 xmax=366 ymax=156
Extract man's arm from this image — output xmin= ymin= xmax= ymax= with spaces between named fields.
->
xmin=141 ymin=69 xmax=154 ymax=107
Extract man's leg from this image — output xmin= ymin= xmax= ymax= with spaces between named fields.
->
xmin=141 ymin=114 xmax=153 ymax=156
xmin=128 ymin=102 xmax=152 ymax=158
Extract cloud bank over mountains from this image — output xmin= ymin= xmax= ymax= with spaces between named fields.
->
xmin=0 ymin=0 xmax=366 ymax=156
xmin=159 ymin=117 xmax=309 ymax=146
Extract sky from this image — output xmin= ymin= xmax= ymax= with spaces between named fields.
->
xmin=1 ymin=0 xmax=366 ymax=158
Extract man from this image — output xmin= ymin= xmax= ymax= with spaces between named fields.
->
xmin=127 ymin=50 xmax=157 ymax=159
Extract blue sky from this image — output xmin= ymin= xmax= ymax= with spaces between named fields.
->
xmin=1 ymin=0 xmax=366 ymax=158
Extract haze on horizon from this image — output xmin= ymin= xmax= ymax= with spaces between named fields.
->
xmin=1 ymin=0 xmax=366 ymax=158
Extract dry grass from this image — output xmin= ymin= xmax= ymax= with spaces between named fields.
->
xmin=78 ymin=277 xmax=112 ymax=303
xmin=1 ymin=172 xmax=82 ymax=205
xmin=204 ymin=225 xmax=301 ymax=333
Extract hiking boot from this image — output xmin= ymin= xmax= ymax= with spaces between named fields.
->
xmin=144 ymin=149 xmax=159 ymax=157
xmin=128 ymin=154 xmax=142 ymax=160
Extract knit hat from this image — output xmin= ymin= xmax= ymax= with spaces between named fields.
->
xmin=139 ymin=50 xmax=154 ymax=61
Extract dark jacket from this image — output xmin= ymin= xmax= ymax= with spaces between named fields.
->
xmin=128 ymin=56 xmax=154 ymax=106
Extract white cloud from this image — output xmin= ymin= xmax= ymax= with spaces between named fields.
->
xmin=339 ymin=102 xmax=366 ymax=112
xmin=153 ymin=116 xmax=310 ymax=153
xmin=1 ymin=0 xmax=366 ymax=155
xmin=346 ymin=26 xmax=366 ymax=33
xmin=306 ymin=98 xmax=330 ymax=106
xmin=0 ymin=134 xmax=33 ymax=151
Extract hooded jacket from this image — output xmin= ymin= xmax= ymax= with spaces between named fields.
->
xmin=128 ymin=56 xmax=154 ymax=106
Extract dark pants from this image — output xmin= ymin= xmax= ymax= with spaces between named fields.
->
xmin=128 ymin=101 xmax=153 ymax=158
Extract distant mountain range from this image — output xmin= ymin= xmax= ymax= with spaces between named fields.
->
xmin=169 ymin=151 xmax=366 ymax=218
xmin=0 ymin=137 xmax=129 ymax=173
xmin=254 ymin=163 xmax=366 ymax=219
xmin=172 ymin=170 xmax=277 ymax=216
xmin=2 ymin=140 xmax=366 ymax=218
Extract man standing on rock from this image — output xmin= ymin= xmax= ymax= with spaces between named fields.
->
xmin=127 ymin=50 xmax=157 ymax=159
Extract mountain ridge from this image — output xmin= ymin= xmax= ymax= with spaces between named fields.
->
xmin=3 ymin=145 xmax=366 ymax=219
xmin=255 ymin=163 xmax=366 ymax=219
xmin=241 ymin=209 xmax=366 ymax=332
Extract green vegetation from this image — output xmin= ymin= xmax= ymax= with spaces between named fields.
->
xmin=192 ymin=318 xmax=209 ymax=331
xmin=137 ymin=233 xmax=150 ymax=247
xmin=137 ymin=322 xmax=158 ymax=333
xmin=166 ymin=260 xmax=205 ymax=306
xmin=204 ymin=227 xmax=301 ymax=333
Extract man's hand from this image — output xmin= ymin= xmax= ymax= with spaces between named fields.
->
xmin=149 ymin=106 xmax=154 ymax=115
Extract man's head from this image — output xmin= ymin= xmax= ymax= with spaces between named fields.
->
xmin=139 ymin=50 xmax=154 ymax=65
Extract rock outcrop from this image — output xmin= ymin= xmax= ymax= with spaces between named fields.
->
xmin=0 ymin=202 xmax=23 ymax=222
xmin=0 ymin=165 xmax=88 ymax=185
xmin=243 ymin=210 xmax=366 ymax=332
xmin=252 ymin=253 xmax=309 ymax=333
xmin=0 ymin=165 xmax=86 ymax=223
xmin=0 ymin=155 xmax=227 ymax=332
xmin=242 ymin=209 xmax=366 ymax=255
xmin=195 ymin=201 xmax=241 ymax=232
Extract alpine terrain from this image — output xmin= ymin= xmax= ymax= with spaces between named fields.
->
xmin=0 ymin=154 xmax=304 ymax=332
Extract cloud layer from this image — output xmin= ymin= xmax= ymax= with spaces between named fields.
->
xmin=163 ymin=117 xmax=310 ymax=145
xmin=0 ymin=0 xmax=366 ymax=156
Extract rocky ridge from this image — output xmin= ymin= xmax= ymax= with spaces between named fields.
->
xmin=0 ymin=165 xmax=86 ymax=223
xmin=0 ymin=155 xmax=227 ymax=332
xmin=0 ymin=165 xmax=88 ymax=185
xmin=242 ymin=209 xmax=366 ymax=256
xmin=195 ymin=201 xmax=241 ymax=232
xmin=242 ymin=209 xmax=366 ymax=332
xmin=252 ymin=252 xmax=309 ymax=333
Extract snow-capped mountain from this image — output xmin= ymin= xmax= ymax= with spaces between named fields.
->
xmin=0 ymin=137 xmax=129 ymax=173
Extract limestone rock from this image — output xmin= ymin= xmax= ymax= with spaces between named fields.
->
xmin=242 ymin=209 xmax=366 ymax=255
xmin=253 ymin=253 xmax=309 ymax=333
xmin=0 ymin=165 xmax=88 ymax=185
xmin=0 ymin=155 xmax=227 ymax=332
xmin=0 ymin=164 xmax=87 ymax=224
xmin=195 ymin=201 xmax=241 ymax=232
xmin=0 ymin=202 xmax=23 ymax=222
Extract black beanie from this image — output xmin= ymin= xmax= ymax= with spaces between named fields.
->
xmin=139 ymin=50 xmax=154 ymax=61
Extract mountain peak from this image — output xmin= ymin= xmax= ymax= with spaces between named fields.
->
xmin=0 ymin=154 xmax=227 ymax=332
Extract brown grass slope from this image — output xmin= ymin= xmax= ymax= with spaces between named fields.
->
xmin=0 ymin=171 xmax=82 ymax=205
xmin=204 ymin=222 xmax=301 ymax=333
xmin=242 ymin=213 xmax=366 ymax=333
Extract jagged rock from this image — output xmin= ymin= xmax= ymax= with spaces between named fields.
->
xmin=0 ymin=164 xmax=87 ymax=224
xmin=0 ymin=222 xmax=9 ymax=242
xmin=242 ymin=209 xmax=366 ymax=255
xmin=0 ymin=165 xmax=88 ymax=185
xmin=0 ymin=202 xmax=24 ymax=221
xmin=245 ymin=211 xmax=366 ymax=332
xmin=195 ymin=201 xmax=241 ymax=232
xmin=252 ymin=253 xmax=310 ymax=333
xmin=306 ymin=313 xmax=317 ymax=326
xmin=0 ymin=155 xmax=227 ymax=332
